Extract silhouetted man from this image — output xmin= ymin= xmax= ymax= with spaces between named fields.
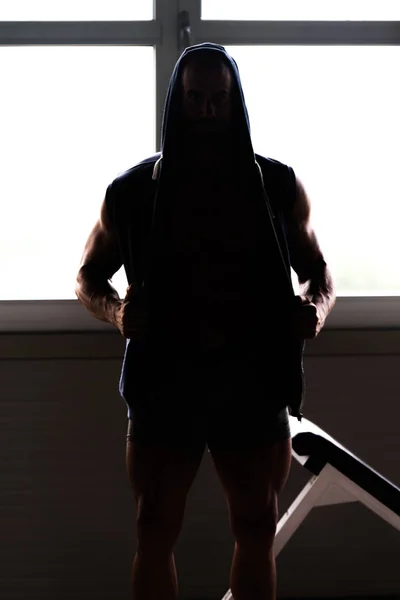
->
xmin=76 ymin=43 xmax=335 ymax=600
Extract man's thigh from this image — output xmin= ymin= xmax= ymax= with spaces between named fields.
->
xmin=126 ymin=409 xmax=207 ymax=460
xmin=205 ymin=357 xmax=292 ymax=526
xmin=207 ymin=404 xmax=291 ymax=454
xmin=125 ymin=357 xmax=208 ymax=459
xmin=209 ymin=436 xmax=292 ymax=536
xmin=205 ymin=353 xmax=291 ymax=452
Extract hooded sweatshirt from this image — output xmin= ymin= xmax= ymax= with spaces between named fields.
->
xmin=105 ymin=43 xmax=305 ymax=419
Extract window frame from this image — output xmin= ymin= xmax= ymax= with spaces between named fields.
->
xmin=1 ymin=0 xmax=400 ymax=331
xmin=0 ymin=296 xmax=399 ymax=332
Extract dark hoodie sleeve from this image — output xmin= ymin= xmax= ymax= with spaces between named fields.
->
xmin=257 ymin=156 xmax=297 ymax=220
xmin=104 ymin=180 xmax=117 ymax=228
xmin=286 ymin=165 xmax=297 ymax=215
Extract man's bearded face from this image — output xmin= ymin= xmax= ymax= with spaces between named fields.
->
xmin=181 ymin=59 xmax=232 ymax=136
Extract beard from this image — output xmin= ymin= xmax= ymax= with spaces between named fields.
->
xmin=185 ymin=117 xmax=229 ymax=134
xmin=176 ymin=119 xmax=233 ymax=162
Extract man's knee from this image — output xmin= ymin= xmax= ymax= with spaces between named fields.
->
xmin=136 ymin=497 xmax=186 ymax=553
xmin=230 ymin=504 xmax=278 ymax=546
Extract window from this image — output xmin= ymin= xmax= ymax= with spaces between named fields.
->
xmin=1 ymin=46 xmax=155 ymax=300
xmin=202 ymin=0 xmax=400 ymax=21
xmin=225 ymin=45 xmax=400 ymax=295
xmin=1 ymin=0 xmax=400 ymax=328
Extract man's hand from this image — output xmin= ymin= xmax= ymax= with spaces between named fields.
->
xmin=113 ymin=283 xmax=149 ymax=340
xmin=286 ymin=175 xmax=336 ymax=337
xmin=292 ymin=295 xmax=322 ymax=339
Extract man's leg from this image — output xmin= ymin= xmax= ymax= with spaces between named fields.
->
xmin=126 ymin=422 xmax=204 ymax=600
xmin=209 ymin=427 xmax=292 ymax=600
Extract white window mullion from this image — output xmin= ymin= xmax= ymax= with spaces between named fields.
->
xmin=0 ymin=20 xmax=161 ymax=45
xmin=194 ymin=20 xmax=400 ymax=45
xmin=154 ymin=0 xmax=180 ymax=148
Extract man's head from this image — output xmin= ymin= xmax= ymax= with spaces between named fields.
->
xmin=180 ymin=51 xmax=233 ymax=136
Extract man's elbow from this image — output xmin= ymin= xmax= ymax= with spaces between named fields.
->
xmin=296 ymin=255 xmax=327 ymax=285
xmin=75 ymin=266 xmax=87 ymax=301
xmin=75 ymin=264 xmax=98 ymax=299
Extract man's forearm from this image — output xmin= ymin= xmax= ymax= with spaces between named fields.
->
xmin=300 ymin=262 xmax=336 ymax=327
xmin=75 ymin=266 xmax=122 ymax=326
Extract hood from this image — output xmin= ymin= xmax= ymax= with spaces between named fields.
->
xmin=150 ymin=42 xmax=294 ymax=299
xmin=153 ymin=42 xmax=256 ymax=177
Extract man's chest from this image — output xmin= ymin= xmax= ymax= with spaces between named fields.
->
xmin=163 ymin=177 xmax=265 ymax=258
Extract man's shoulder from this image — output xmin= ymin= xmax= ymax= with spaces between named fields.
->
xmin=255 ymin=154 xmax=297 ymax=214
xmin=111 ymin=152 xmax=161 ymax=191
xmin=255 ymin=153 xmax=293 ymax=177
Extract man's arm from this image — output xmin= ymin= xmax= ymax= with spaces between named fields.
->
xmin=285 ymin=174 xmax=336 ymax=338
xmin=75 ymin=194 xmax=123 ymax=326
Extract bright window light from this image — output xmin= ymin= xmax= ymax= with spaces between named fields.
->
xmin=203 ymin=0 xmax=400 ymax=20
xmin=226 ymin=45 xmax=400 ymax=295
xmin=1 ymin=46 xmax=155 ymax=300
xmin=0 ymin=0 xmax=153 ymax=21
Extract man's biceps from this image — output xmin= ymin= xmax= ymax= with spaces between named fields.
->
xmin=289 ymin=231 xmax=323 ymax=277
xmin=294 ymin=175 xmax=312 ymax=220
xmin=101 ymin=246 xmax=123 ymax=277
xmin=83 ymin=237 xmax=122 ymax=275
xmin=289 ymin=217 xmax=319 ymax=250
xmin=82 ymin=226 xmax=115 ymax=261
xmin=81 ymin=259 xmax=122 ymax=284
xmin=287 ymin=219 xmax=310 ymax=254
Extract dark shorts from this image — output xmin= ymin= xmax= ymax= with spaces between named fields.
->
xmin=124 ymin=352 xmax=291 ymax=458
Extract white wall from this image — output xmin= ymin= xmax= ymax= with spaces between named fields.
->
xmin=0 ymin=329 xmax=399 ymax=600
